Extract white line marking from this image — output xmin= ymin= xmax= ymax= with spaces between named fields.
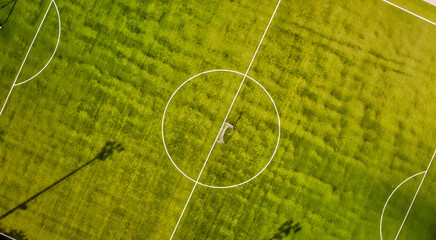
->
xmin=393 ymin=150 xmax=435 ymax=240
xmin=0 ymin=232 xmax=16 ymax=240
xmin=0 ymin=0 xmax=61 ymax=117
xmin=382 ymin=0 xmax=436 ymax=26
xmin=169 ymin=1 xmax=282 ymax=239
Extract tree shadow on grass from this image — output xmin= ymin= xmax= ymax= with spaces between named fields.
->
xmin=0 ymin=223 xmax=27 ymax=240
xmin=268 ymin=219 xmax=302 ymax=240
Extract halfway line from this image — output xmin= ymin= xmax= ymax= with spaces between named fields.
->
xmin=169 ymin=0 xmax=282 ymax=239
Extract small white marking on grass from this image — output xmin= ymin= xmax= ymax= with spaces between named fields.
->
xmin=0 ymin=0 xmax=61 ymax=117
xmin=168 ymin=1 xmax=282 ymax=239
xmin=382 ymin=0 xmax=436 ymax=26
xmin=380 ymin=150 xmax=436 ymax=240
xmin=0 ymin=232 xmax=16 ymax=240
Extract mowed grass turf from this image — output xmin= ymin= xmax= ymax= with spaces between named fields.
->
xmin=0 ymin=0 xmax=435 ymax=239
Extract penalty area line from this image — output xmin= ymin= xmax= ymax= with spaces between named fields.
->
xmin=394 ymin=150 xmax=436 ymax=240
xmin=169 ymin=0 xmax=282 ymax=239
xmin=381 ymin=0 xmax=436 ymax=26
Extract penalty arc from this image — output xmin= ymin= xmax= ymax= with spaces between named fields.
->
xmin=0 ymin=0 xmax=61 ymax=117
xmin=380 ymin=150 xmax=436 ymax=240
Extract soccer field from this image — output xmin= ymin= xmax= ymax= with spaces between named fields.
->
xmin=0 ymin=0 xmax=435 ymax=239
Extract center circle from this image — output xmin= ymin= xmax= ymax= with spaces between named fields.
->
xmin=162 ymin=69 xmax=280 ymax=188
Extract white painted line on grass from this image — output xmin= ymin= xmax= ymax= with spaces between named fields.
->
xmin=168 ymin=0 xmax=282 ymax=239
xmin=0 ymin=232 xmax=16 ymax=240
xmin=382 ymin=0 xmax=436 ymax=26
xmin=0 ymin=0 xmax=61 ymax=117
xmin=393 ymin=150 xmax=435 ymax=240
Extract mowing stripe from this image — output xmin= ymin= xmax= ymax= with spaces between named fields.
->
xmin=394 ymin=150 xmax=436 ymax=240
xmin=382 ymin=0 xmax=436 ymax=26
xmin=169 ymin=0 xmax=282 ymax=239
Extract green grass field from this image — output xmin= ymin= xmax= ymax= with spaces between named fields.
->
xmin=0 ymin=0 xmax=436 ymax=239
